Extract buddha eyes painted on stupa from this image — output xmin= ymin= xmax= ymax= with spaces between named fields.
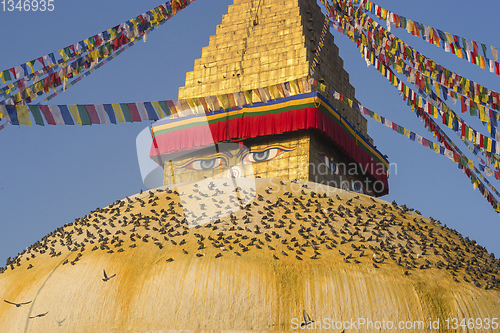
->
xmin=174 ymin=144 xmax=296 ymax=171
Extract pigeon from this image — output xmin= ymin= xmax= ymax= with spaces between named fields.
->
xmin=4 ymin=300 xmax=31 ymax=307
xmin=102 ymin=269 xmax=116 ymax=282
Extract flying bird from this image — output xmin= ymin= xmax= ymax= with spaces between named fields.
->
xmin=301 ymin=310 xmax=314 ymax=327
xmin=102 ymin=269 xmax=116 ymax=282
xmin=29 ymin=311 xmax=48 ymax=319
xmin=4 ymin=300 xmax=31 ymax=307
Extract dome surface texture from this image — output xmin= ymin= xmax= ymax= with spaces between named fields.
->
xmin=0 ymin=179 xmax=499 ymax=332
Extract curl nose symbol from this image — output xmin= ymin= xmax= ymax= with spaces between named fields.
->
xmin=227 ymin=166 xmax=242 ymax=178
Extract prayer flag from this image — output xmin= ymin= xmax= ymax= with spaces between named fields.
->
xmin=103 ymin=104 xmax=117 ymax=124
xmin=39 ymin=105 xmax=56 ymax=125
xmin=28 ymin=105 xmax=45 ymax=125
xmin=85 ymin=104 xmax=101 ymax=124
xmin=58 ymin=105 xmax=75 ymax=125
xmin=16 ymin=105 xmax=31 ymax=126
xmin=119 ymin=103 xmax=133 ymax=122
xmin=492 ymin=46 xmax=498 ymax=61
xmin=77 ymin=105 xmax=92 ymax=125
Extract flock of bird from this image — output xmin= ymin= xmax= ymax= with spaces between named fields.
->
xmin=1 ymin=178 xmax=499 ymax=324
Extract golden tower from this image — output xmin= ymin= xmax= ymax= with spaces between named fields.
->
xmin=153 ymin=0 xmax=388 ymax=196
xmin=178 ymin=0 xmax=368 ymax=137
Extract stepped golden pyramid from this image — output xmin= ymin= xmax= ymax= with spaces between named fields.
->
xmin=0 ymin=0 xmax=499 ymax=332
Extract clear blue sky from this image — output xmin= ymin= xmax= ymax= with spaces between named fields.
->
xmin=0 ymin=0 xmax=499 ymax=263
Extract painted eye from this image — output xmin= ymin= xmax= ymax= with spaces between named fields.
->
xmin=352 ymin=181 xmax=364 ymax=193
xmin=341 ymin=181 xmax=350 ymax=191
xmin=245 ymin=148 xmax=281 ymax=163
xmin=324 ymin=155 xmax=339 ymax=174
xmin=187 ymin=158 xmax=224 ymax=170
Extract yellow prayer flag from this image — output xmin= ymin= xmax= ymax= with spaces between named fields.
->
xmin=16 ymin=105 xmax=31 ymax=126
xmin=289 ymin=79 xmax=300 ymax=95
xmin=68 ymin=105 xmax=82 ymax=125
xmin=267 ymin=85 xmax=277 ymax=100
xmin=216 ymin=94 xmax=230 ymax=110
xmin=151 ymin=101 xmax=166 ymax=118
xmin=244 ymin=90 xmax=254 ymax=105
xmin=464 ymin=80 xmax=470 ymax=95
xmin=479 ymin=105 xmax=489 ymax=122
xmin=488 ymin=138 xmax=493 ymax=152
xmin=58 ymin=49 xmax=67 ymax=61
xmin=404 ymin=128 xmax=411 ymax=138
xmin=14 ymin=92 xmax=22 ymax=103
xmin=482 ymin=93 xmax=489 ymax=103
xmin=27 ymin=61 xmax=35 ymax=73
xmin=373 ymin=113 xmax=381 ymax=122
xmin=434 ymin=82 xmax=440 ymax=97
xmin=468 ymin=159 xmax=474 ymax=170
xmin=480 ymin=56 xmax=486 ymax=69
xmin=112 ymin=104 xmax=125 ymax=123
xmin=433 ymin=144 xmax=440 ymax=153
xmin=445 ymin=32 xmax=454 ymax=44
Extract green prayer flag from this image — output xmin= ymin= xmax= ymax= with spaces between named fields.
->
xmin=28 ymin=105 xmax=45 ymax=126
xmin=77 ymin=105 xmax=92 ymax=125
xmin=119 ymin=103 xmax=133 ymax=122
xmin=157 ymin=101 xmax=171 ymax=116
xmin=2 ymin=70 xmax=12 ymax=81
xmin=481 ymin=43 xmax=488 ymax=58
xmin=470 ymin=103 xmax=478 ymax=117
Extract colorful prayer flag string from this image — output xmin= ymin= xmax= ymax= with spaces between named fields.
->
xmin=0 ymin=77 xmax=311 ymax=128
xmin=354 ymin=0 xmax=500 ymax=66
xmin=0 ymin=0 xmax=194 ymax=86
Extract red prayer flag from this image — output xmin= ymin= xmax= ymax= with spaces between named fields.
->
xmin=37 ymin=57 xmax=45 ymax=68
xmin=39 ymin=105 xmax=56 ymax=125
xmin=93 ymin=35 xmax=102 ymax=47
xmin=127 ymin=103 xmax=142 ymax=122
xmin=85 ymin=105 xmax=101 ymax=124
xmin=472 ymin=41 xmax=479 ymax=55
xmin=9 ymin=68 xmax=16 ymax=79
xmin=461 ymin=96 xmax=467 ymax=113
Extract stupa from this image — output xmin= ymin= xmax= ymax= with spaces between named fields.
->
xmin=0 ymin=0 xmax=499 ymax=332
xmin=150 ymin=0 xmax=389 ymax=197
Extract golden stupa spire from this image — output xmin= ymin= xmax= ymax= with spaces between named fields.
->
xmin=178 ymin=0 xmax=368 ymax=137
